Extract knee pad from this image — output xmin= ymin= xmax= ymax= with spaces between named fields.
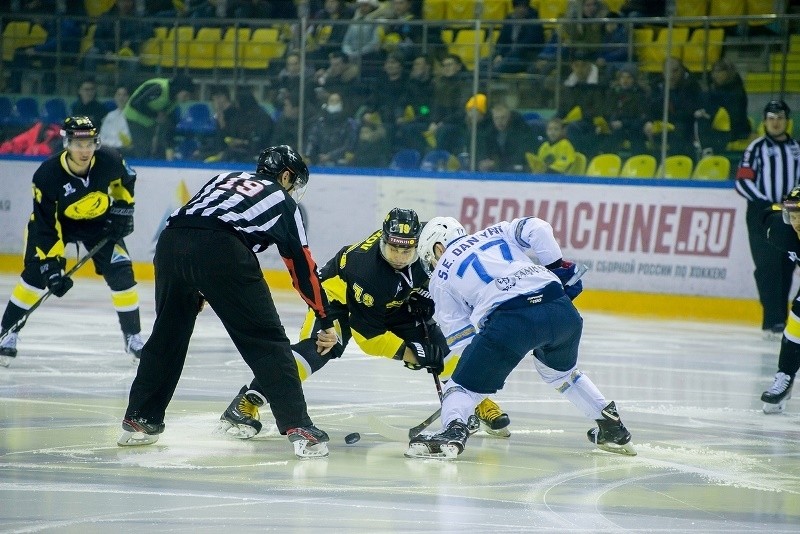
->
xmin=534 ymin=357 xmax=578 ymax=388
xmin=103 ymin=260 xmax=136 ymax=291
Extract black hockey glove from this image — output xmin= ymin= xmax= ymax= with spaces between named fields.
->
xmin=404 ymin=341 xmax=444 ymax=375
xmin=104 ymin=202 xmax=135 ymax=241
xmin=406 ymin=287 xmax=435 ymax=320
xmin=550 ymin=260 xmax=583 ymax=300
xmin=40 ymin=258 xmax=73 ymax=298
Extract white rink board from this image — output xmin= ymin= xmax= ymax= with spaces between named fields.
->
xmin=0 ymin=158 xmax=753 ymax=298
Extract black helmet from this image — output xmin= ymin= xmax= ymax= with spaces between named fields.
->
xmin=381 ymin=208 xmax=421 ymax=248
xmin=764 ymin=99 xmax=790 ymax=117
xmin=61 ymin=116 xmax=99 ymax=147
xmin=256 ymin=145 xmax=309 ymax=186
xmin=782 ymin=186 xmax=800 ymax=224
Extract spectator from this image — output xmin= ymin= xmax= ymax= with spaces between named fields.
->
xmin=216 ymin=89 xmax=275 ymax=163
xmin=341 ymin=0 xmax=383 ymax=76
xmin=477 ymin=101 xmax=534 ymax=172
xmin=694 ymin=60 xmax=751 ymax=155
xmin=443 ymin=93 xmax=493 ymax=165
xmin=598 ymin=63 xmax=648 ymax=154
xmin=619 ymin=0 xmax=666 ymax=18
xmin=596 ymin=12 xmax=629 ymax=77
xmin=71 ymin=78 xmax=109 ymax=128
xmin=490 ymin=0 xmax=544 ymax=75
xmin=307 ymin=0 xmax=354 ymax=65
xmin=381 ymin=0 xmax=422 ymax=62
xmin=304 ymin=92 xmax=357 ymax=166
xmin=368 ymin=53 xmax=407 ymax=145
xmin=82 ymin=0 xmax=152 ymax=74
xmin=531 ymin=118 xmax=578 ymax=174
xmin=563 ymin=0 xmax=609 ymax=59
xmin=228 ymin=0 xmax=273 ymax=18
xmin=274 ymin=52 xmax=317 ymax=110
xmin=353 ymin=110 xmax=390 ymax=167
xmin=396 ymin=54 xmax=435 ymax=153
xmin=425 ymin=54 xmax=471 ymax=155
xmin=99 ymin=85 xmax=133 ymax=153
xmin=555 ymin=50 xmax=607 ymax=156
xmin=124 ymin=74 xmax=195 ymax=159
xmin=313 ymin=51 xmax=363 ymax=115
xmin=643 ymin=57 xmax=703 ymax=159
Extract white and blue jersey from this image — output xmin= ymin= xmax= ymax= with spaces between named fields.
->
xmin=429 ymin=217 xmax=564 ymax=353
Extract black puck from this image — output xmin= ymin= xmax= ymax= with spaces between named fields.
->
xmin=344 ymin=432 xmax=361 ymax=444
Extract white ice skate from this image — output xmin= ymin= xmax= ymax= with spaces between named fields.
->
xmin=404 ymin=420 xmax=469 ymax=459
xmin=287 ymin=426 xmax=330 ymax=459
xmin=762 ymin=372 xmax=793 ymax=414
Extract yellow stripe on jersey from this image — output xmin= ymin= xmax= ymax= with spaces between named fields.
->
xmin=784 ymin=310 xmax=800 ymax=343
xmin=321 ymin=275 xmax=347 ymax=306
xmin=111 ymin=288 xmax=139 ymax=312
xmin=108 ymin=178 xmax=134 ymax=204
xmin=439 ymin=352 xmax=459 ymax=381
xmin=351 ymin=328 xmax=404 ymax=359
xmin=9 ymin=279 xmax=46 ymax=310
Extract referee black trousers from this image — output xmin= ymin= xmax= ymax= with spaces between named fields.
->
xmin=746 ymin=201 xmax=794 ymax=329
xmin=125 ymin=226 xmax=313 ymax=433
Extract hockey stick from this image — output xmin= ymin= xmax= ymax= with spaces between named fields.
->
xmin=407 ymin=263 xmax=590 ymax=438
xmin=0 ymin=238 xmax=110 ymax=345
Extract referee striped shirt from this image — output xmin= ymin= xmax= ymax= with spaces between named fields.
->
xmin=168 ymin=170 xmax=331 ymax=325
xmin=735 ymin=134 xmax=800 ymax=202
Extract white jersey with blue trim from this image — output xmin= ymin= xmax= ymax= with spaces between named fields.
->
xmin=428 ymin=217 xmax=564 ymax=353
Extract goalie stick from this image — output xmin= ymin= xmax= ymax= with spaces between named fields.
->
xmin=0 ymin=238 xmax=110 ymax=349
xmin=406 ymin=263 xmax=590 ymax=438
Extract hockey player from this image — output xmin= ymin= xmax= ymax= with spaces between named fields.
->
xmin=758 ymin=186 xmax=800 ymax=413
xmin=406 ymin=216 xmax=636 ymax=459
xmin=119 ymin=145 xmax=336 ymax=459
xmin=218 ymin=208 xmax=512 ymax=439
xmin=0 ymin=116 xmax=143 ymax=367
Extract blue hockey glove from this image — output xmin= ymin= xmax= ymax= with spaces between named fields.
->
xmin=550 ymin=260 xmax=583 ymax=300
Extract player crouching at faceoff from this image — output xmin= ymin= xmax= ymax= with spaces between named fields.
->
xmin=218 ymin=208 xmax=512 ymax=440
xmin=0 ymin=116 xmax=143 ymax=367
xmin=759 ymin=186 xmax=800 ymax=413
xmin=405 ymin=216 xmax=636 ymax=459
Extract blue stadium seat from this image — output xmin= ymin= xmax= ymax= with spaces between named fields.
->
xmin=8 ymin=97 xmax=40 ymax=128
xmin=41 ymin=97 xmax=68 ymax=125
xmin=421 ymin=149 xmax=455 ymax=171
xmin=176 ymin=102 xmax=217 ymax=135
xmin=389 ymin=149 xmax=422 ymax=170
xmin=0 ymin=96 xmax=13 ymax=126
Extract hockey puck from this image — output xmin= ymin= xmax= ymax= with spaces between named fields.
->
xmin=344 ymin=432 xmax=361 ymax=444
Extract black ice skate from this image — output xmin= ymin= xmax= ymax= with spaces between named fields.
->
xmin=0 ymin=332 xmax=18 ymax=367
xmin=474 ymin=398 xmax=511 ymax=437
xmin=124 ymin=333 xmax=144 ymax=363
xmin=287 ymin=425 xmax=330 ymax=458
xmin=217 ymin=385 xmax=268 ymax=439
xmin=587 ymin=401 xmax=637 ymax=456
xmin=761 ymin=372 xmax=794 ymax=414
xmin=117 ymin=415 xmax=165 ymax=446
xmin=405 ymin=419 xmax=469 ymax=459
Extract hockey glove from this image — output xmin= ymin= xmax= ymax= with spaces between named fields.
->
xmin=104 ymin=202 xmax=135 ymax=241
xmin=40 ymin=258 xmax=73 ymax=298
xmin=404 ymin=341 xmax=444 ymax=375
xmin=550 ymin=260 xmax=583 ymax=300
xmin=406 ymin=287 xmax=435 ymax=320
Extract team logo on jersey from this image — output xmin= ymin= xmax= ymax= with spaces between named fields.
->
xmin=63 ymin=192 xmax=110 ymax=220
xmin=63 ymin=183 xmax=76 ymax=196
xmin=110 ymin=244 xmax=131 ymax=264
xmin=495 ymin=276 xmax=516 ymax=291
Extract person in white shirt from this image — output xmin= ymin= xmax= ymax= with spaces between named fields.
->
xmin=406 ymin=216 xmax=636 ymax=459
xmin=99 ymin=85 xmax=132 ymax=153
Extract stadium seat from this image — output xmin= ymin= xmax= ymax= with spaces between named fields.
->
xmin=482 ymin=0 xmax=510 ymax=22
xmin=570 ymin=152 xmax=587 ymax=175
xmin=709 ymin=0 xmax=745 ymax=27
xmin=217 ymin=27 xmax=250 ymax=69
xmin=682 ymin=28 xmax=725 ymax=73
xmin=674 ymin=0 xmax=709 ymax=26
xmin=188 ymin=27 xmax=222 ymax=70
xmin=240 ymin=28 xmax=285 ymax=70
xmin=84 ymin=0 xmax=116 ymax=18
xmin=390 ymin=149 xmax=422 ymax=170
xmin=620 ymin=154 xmax=658 ymax=178
xmin=421 ymin=149 xmax=459 ymax=171
xmin=176 ymin=102 xmax=217 ymax=136
xmin=423 ymin=0 xmax=447 ymax=20
xmin=447 ymin=29 xmax=490 ymax=70
xmin=657 ymin=155 xmax=694 ymax=179
xmin=160 ymin=26 xmax=194 ymax=69
xmin=2 ymin=20 xmax=31 ymax=62
xmin=747 ymin=0 xmax=781 ymax=26
xmin=41 ymin=98 xmax=68 ymax=125
xmin=639 ymin=27 xmax=690 ymax=73
xmin=7 ymin=97 xmax=40 ymax=129
xmin=692 ymin=155 xmax=731 ymax=180
xmin=585 ymin=154 xmax=622 ymax=177
xmin=0 ymin=96 xmax=13 ymax=126
xmin=604 ymin=0 xmax=627 ymax=14
xmin=447 ymin=0 xmax=477 ymax=22
xmin=174 ymin=137 xmax=200 ymax=161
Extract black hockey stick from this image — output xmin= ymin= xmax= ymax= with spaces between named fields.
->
xmin=0 ymin=238 xmax=110 ymax=345
xmin=407 ymin=263 xmax=590 ymax=438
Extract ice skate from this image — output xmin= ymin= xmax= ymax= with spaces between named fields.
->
xmin=117 ymin=416 xmax=165 ymax=446
xmin=762 ymin=323 xmax=785 ymax=342
xmin=474 ymin=398 xmax=511 ymax=437
xmin=587 ymin=401 xmax=636 ymax=456
xmin=405 ymin=420 xmax=469 ymax=459
xmin=761 ymin=372 xmax=793 ymax=414
xmin=217 ymin=385 xmax=266 ymax=438
xmin=124 ymin=333 xmax=144 ymax=362
xmin=287 ymin=425 xmax=330 ymax=458
xmin=0 ymin=332 xmax=18 ymax=367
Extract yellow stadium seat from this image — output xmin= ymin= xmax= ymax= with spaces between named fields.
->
xmin=160 ymin=26 xmax=194 ymax=68
xmin=423 ymin=0 xmax=448 ymax=20
xmin=84 ymin=0 xmax=115 ymax=18
xmin=241 ymin=28 xmax=285 ymax=70
xmin=570 ymin=152 xmax=587 ymax=175
xmin=675 ymin=0 xmax=709 ymax=26
xmin=709 ymin=0 xmax=745 ymax=27
xmin=682 ymin=28 xmax=724 ymax=72
xmin=2 ymin=21 xmax=31 ymax=62
xmin=447 ymin=29 xmax=490 ymax=70
xmin=657 ymin=155 xmax=694 ymax=179
xmin=482 ymin=0 xmax=510 ymax=22
xmin=604 ymin=0 xmax=627 ymax=14
xmin=585 ymin=154 xmax=622 ymax=177
xmin=747 ymin=0 xmax=780 ymax=26
xmin=692 ymin=155 xmax=731 ymax=180
xmin=217 ymin=27 xmax=250 ymax=69
xmin=620 ymin=154 xmax=658 ymax=178
xmin=447 ymin=0 xmax=477 ymax=21
xmin=187 ymin=27 xmax=221 ymax=70
xmin=80 ymin=24 xmax=96 ymax=56
xmin=525 ymin=152 xmax=546 ymax=173
xmin=639 ymin=27 xmax=689 ymax=73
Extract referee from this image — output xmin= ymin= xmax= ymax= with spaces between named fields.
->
xmin=735 ymin=100 xmax=800 ymax=339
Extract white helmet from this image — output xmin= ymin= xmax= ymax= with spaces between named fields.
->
xmin=418 ymin=216 xmax=466 ymax=274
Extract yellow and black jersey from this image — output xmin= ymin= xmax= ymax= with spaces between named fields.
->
xmin=28 ymin=146 xmax=136 ymax=260
xmin=318 ymin=229 xmax=429 ymax=358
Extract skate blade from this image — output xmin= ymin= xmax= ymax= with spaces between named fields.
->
xmin=596 ymin=441 xmax=637 ymax=456
xmin=404 ymin=442 xmax=458 ymax=459
xmin=293 ymin=439 xmax=329 ymax=459
xmin=762 ymin=401 xmax=788 ymax=414
xmin=481 ymin=422 xmax=511 ymax=438
xmin=117 ymin=430 xmax=160 ymax=446
xmin=215 ymin=419 xmax=259 ymax=439
xmin=0 ymin=355 xmax=14 ymax=368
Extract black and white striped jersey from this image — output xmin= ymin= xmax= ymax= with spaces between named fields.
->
xmin=735 ymin=134 xmax=800 ymax=202
xmin=168 ymin=170 xmax=331 ymax=325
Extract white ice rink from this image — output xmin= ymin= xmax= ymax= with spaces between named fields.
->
xmin=0 ymin=274 xmax=798 ymax=533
